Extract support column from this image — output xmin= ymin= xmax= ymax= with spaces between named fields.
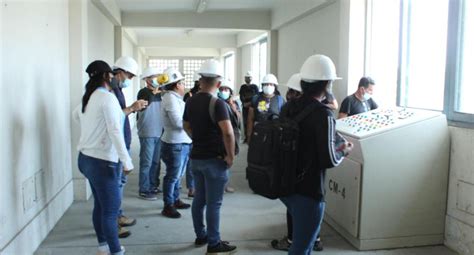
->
xmin=268 ymin=30 xmax=278 ymax=76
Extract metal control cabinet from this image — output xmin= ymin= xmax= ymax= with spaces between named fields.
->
xmin=324 ymin=108 xmax=450 ymax=250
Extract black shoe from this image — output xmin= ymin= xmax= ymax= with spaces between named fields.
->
xmin=207 ymin=241 xmax=236 ymax=254
xmin=161 ymin=205 xmax=181 ymax=218
xmin=195 ymin=236 xmax=208 ymax=247
xmin=152 ymin=187 xmax=163 ymax=194
xmin=174 ymin=199 xmax=191 ymax=209
xmin=313 ymin=239 xmax=323 ymax=251
xmin=271 ymin=236 xmax=291 ymax=251
xmin=139 ymin=192 xmax=158 ymax=201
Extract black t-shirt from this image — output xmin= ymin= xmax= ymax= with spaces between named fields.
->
xmin=184 ymin=93 xmax=230 ymax=159
xmin=239 ymin=84 xmax=259 ymax=105
xmin=339 ymin=94 xmax=378 ymax=116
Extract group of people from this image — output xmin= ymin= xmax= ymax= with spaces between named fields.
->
xmin=74 ymin=53 xmax=378 ymax=255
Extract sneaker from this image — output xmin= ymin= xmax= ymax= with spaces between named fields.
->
xmin=96 ymin=245 xmax=124 ymax=255
xmin=174 ymin=199 xmax=191 ymax=209
xmin=224 ymin=186 xmax=235 ymax=193
xmin=152 ymin=187 xmax=163 ymax=194
xmin=138 ymin=192 xmax=158 ymax=201
xmin=161 ymin=205 xmax=181 ymax=218
xmin=118 ymin=215 xmax=136 ymax=227
xmin=313 ymin=238 xmax=323 ymax=251
xmin=118 ymin=226 xmax=131 ymax=238
xmin=207 ymin=241 xmax=236 ymax=255
xmin=271 ymin=236 xmax=291 ymax=251
xmin=188 ymin=189 xmax=195 ymax=198
xmin=195 ymin=236 xmax=208 ymax=247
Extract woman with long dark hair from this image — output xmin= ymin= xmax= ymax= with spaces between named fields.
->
xmin=73 ymin=60 xmax=133 ymax=255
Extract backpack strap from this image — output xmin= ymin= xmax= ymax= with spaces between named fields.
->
xmin=209 ymin=96 xmax=218 ymax=123
xmin=293 ymin=102 xmax=318 ymax=123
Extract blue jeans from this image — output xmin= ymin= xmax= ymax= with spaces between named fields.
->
xmin=117 ymin=149 xmax=130 ymax=217
xmin=280 ymin=194 xmax=326 ymax=255
xmin=191 ymin=158 xmax=229 ymax=247
xmin=139 ymin=137 xmax=162 ymax=193
xmin=78 ymin=153 xmax=123 ymax=254
xmin=185 ymin=149 xmax=194 ymax=190
xmin=161 ymin=142 xmax=191 ymax=206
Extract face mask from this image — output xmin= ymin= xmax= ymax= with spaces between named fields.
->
xmin=363 ymin=90 xmax=372 ymax=101
xmin=263 ymin=85 xmax=275 ymax=96
xmin=218 ymin=91 xmax=230 ymax=100
xmin=110 ymin=77 xmax=119 ymax=89
xmin=151 ymin=78 xmax=159 ymax=88
xmin=120 ymin=78 xmax=132 ymax=88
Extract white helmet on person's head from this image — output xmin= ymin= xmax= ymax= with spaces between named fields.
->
xmin=198 ymin=59 xmax=223 ymax=78
xmin=286 ymin=73 xmax=302 ymax=92
xmin=157 ymin=67 xmax=184 ymax=88
xmin=300 ymin=54 xmax=341 ymax=82
xmin=141 ymin=67 xmax=160 ymax=80
xmin=261 ymin=74 xmax=278 ymax=85
xmin=193 ymin=72 xmax=200 ymax=82
xmin=113 ymin=56 xmax=139 ymax=77
xmin=220 ymin=78 xmax=234 ymax=92
xmin=245 ymin=71 xmax=253 ymax=78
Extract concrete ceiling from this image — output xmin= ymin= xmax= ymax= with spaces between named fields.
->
xmin=133 ymin=28 xmax=247 ymax=38
xmin=116 ymin=0 xmax=279 ymax=12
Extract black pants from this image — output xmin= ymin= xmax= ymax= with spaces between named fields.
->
xmin=242 ymin=107 xmax=249 ymax=140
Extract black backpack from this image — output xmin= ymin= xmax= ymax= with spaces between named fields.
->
xmin=246 ymin=102 xmax=317 ymax=199
xmin=209 ymin=96 xmax=241 ymax=155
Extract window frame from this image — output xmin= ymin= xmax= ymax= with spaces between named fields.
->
xmin=148 ymin=57 xmax=211 ymax=89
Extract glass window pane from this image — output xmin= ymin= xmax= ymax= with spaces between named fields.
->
xmin=259 ymin=41 xmax=267 ymax=87
xmin=148 ymin=59 xmax=179 ymax=73
xmin=183 ymin=59 xmax=208 ymax=89
xmin=458 ymin=0 xmax=474 ymax=114
xmin=224 ymin=54 xmax=235 ymax=86
xmin=401 ymin=0 xmax=449 ymax=110
xmin=366 ymin=0 xmax=400 ymax=107
xmin=251 ymin=43 xmax=260 ymax=86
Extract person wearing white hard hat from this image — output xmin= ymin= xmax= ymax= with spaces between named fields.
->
xmin=136 ymin=67 xmax=164 ymax=201
xmin=238 ymin=71 xmax=259 ymax=143
xmin=184 ymin=72 xmax=201 ymax=102
xmin=285 ymin=73 xmax=339 ymax=111
xmin=183 ymin=60 xmax=237 ymax=254
xmin=218 ymin=78 xmax=242 ymax=193
xmin=279 ymin=54 xmax=353 ymax=255
xmin=246 ymin=73 xmax=285 ymax=144
xmin=338 ymin=77 xmax=378 ymax=118
xmin=111 ymin=56 xmax=147 ymax=238
xmin=157 ymin=67 xmax=192 ymax=219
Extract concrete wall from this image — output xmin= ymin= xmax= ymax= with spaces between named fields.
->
xmin=445 ymin=127 xmax=474 ymax=255
xmin=0 ymin=0 xmax=73 ymax=254
xmin=277 ymin=0 xmax=343 ymax=102
xmin=120 ymin=34 xmax=137 ymax=128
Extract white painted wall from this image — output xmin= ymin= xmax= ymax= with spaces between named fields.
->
xmin=0 ymin=0 xmax=73 ymax=254
xmin=445 ymin=127 xmax=474 ymax=255
xmin=121 ymin=35 xmax=137 ymax=128
xmin=272 ymin=0 xmax=328 ymax=29
xmin=277 ymin=0 xmax=343 ymax=101
xmin=237 ymin=44 xmax=252 ymax=90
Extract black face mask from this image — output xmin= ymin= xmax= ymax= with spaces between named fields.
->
xmin=110 ymin=77 xmax=120 ymax=89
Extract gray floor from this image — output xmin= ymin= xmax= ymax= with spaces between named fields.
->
xmin=36 ymin=137 xmax=458 ymax=255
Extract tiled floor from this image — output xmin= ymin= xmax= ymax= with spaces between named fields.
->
xmin=36 ymin=138 xmax=458 ymax=255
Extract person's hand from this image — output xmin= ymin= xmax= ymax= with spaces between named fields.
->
xmin=153 ymin=87 xmax=161 ymax=95
xmin=123 ymin=167 xmax=132 ymax=176
xmin=132 ymin=99 xmax=148 ymax=112
xmin=224 ymin=155 xmax=234 ymax=168
xmin=341 ymin=142 xmax=354 ymax=155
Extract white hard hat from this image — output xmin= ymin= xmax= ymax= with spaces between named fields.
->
xmin=193 ymin=72 xmax=200 ymax=82
xmin=245 ymin=71 xmax=253 ymax=77
xmin=113 ymin=56 xmax=139 ymax=76
xmin=262 ymin=74 xmax=279 ymax=85
xmin=157 ymin=67 xmax=184 ymax=87
xmin=198 ymin=59 xmax=223 ymax=78
xmin=286 ymin=73 xmax=302 ymax=92
xmin=221 ymin=78 xmax=234 ymax=91
xmin=141 ymin=67 xmax=160 ymax=80
xmin=300 ymin=54 xmax=341 ymax=81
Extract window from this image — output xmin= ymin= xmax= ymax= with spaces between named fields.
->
xmin=399 ymin=0 xmax=449 ymax=111
xmin=365 ymin=0 xmax=400 ymax=107
xmin=457 ymin=0 xmax=474 ymax=114
xmin=223 ymin=53 xmax=235 ymax=86
xmin=251 ymin=38 xmax=267 ymax=89
xmin=148 ymin=58 xmax=210 ymax=89
xmin=183 ymin=59 xmax=207 ymax=89
xmin=366 ymin=0 xmax=473 ymax=124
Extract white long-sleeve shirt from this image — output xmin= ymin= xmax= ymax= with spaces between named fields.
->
xmin=160 ymin=90 xmax=192 ymax=144
xmin=73 ymin=88 xmax=134 ymax=170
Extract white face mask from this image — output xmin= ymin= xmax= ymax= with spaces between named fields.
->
xmin=218 ymin=90 xmax=231 ymax=100
xmin=263 ymin=85 xmax=275 ymax=95
xmin=363 ymin=90 xmax=372 ymax=101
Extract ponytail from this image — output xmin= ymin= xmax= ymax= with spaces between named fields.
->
xmin=82 ymin=73 xmax=109 ymax=113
